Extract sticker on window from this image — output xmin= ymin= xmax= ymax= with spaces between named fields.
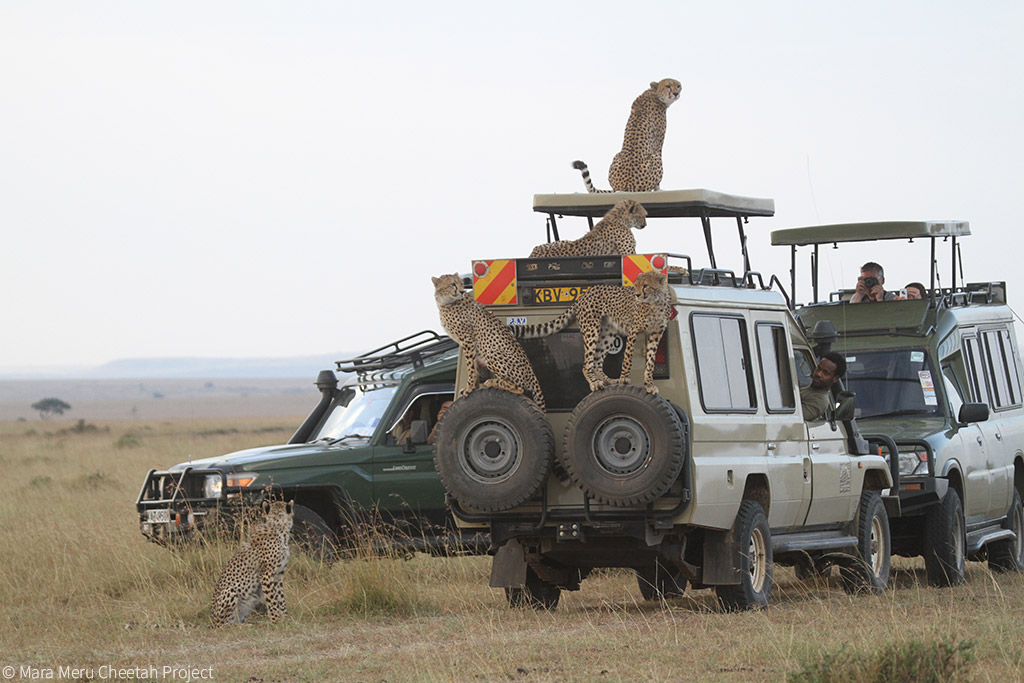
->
xmin=506 ymin=317 xmax=527 ymax=326
xmin=911 ymin=351 xmax=925 ymax=363
xmin=845 ymin=356 xmax=856 ymax=363
xmin=919 ymin=370 xmax=938 ymax=405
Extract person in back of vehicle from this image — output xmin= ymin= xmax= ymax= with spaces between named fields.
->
xmin=850 ymin=262 xmax=895 ymax=303
xmin=894 ymin=281 xmax=926 ymax=301
xmin=801 ymin=352 xmax=846 ymax=421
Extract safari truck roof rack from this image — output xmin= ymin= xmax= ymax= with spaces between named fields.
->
xmin=533 ymin=189 xmax=774 ymax=276
xmin=770 ymin=220 xmax=973 ymax=308
xmin=335 ymin=330 xmax=457 ymax=376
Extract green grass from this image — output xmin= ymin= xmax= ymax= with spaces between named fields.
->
xmin=1 ymin=417 xmax=1023 ymax=681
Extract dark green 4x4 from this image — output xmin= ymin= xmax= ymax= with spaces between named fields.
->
xmin=136 ymin=331 xmax=485 ymax=557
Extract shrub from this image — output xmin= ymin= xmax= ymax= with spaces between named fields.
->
xmin=789 ymin=638 xmax=975 ymax=683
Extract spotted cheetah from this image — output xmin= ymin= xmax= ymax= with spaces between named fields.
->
xmin=210 ymin=500 xmax=293 ymax=625
xmin=509 ymin=270 xmax=672 ymax=394
xmin=529 ymin=199 xmax=647 ymax=258
xmin=433 ymin=273 xmax=546 ymax=411
xmin=574 ymin=78 xmax=682 ymax=193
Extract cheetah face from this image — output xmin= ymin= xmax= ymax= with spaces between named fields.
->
xmin=261 ymin=500 xmax=294 ymax=532
xmin=614 ymin=199 xmax=647 ymax=230
xmin=432 ymin=273 xmax=464 ymax=306
xmin=634 ymin=270 xmax=668 ymax=299
xmin=652 ymin=78 xmax=682 ymax=107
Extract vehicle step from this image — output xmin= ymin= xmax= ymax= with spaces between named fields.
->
xmin=967 ymin=526 xmax=1015 ymax=554
xmin=772 ymin=532 xmax=858 ymax=554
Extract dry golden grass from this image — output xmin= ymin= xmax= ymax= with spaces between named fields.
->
xmin=1 ymin=417 xmax=1023 ymax=682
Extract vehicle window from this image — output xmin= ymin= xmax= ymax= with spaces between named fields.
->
xmin=692 ymin=314 xmax=755 ymax=412
xmin=794 ymin=349 xmax=815 ymax=388
xmin=520 ymin=331 xmax=623 ymax=412
xmin=942 ymin=366 xmax=964 ymax=418
xmin=756 ymin=324 xmax=795 ymax=412
xmin=386 ymin=390 xmax=455 ymax=436
xmin=310 ymin=385 xmax=398 ymax=442
xmin=843 ymin=349 xmax=942 ymax=419
xmin=963 ymin=336 xmax=990 ymax=406
xmin=1002 ymin=329 xmax=1023 ymax=405
xmin=981 ymin=329 xmax=1022 ymax=409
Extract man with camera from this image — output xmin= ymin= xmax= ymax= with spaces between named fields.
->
xmin=850 ymin=262 xmax=895 ymax=303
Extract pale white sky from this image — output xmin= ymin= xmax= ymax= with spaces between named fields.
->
xmin=2 ymin=1 xmax=1022 ymax=371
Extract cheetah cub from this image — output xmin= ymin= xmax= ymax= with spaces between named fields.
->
xmin=211 ymin=500 xmax=293 ymax=625
xmin=509 ymin=270 xmax=672 ymax=394
xmin=528 ymin=199 xmax=647 ymax=258
xmin=432 ymin=273 xmax=545 ymax=411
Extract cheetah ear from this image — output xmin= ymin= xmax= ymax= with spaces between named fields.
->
xmin=261 ymin=499 xmax=271 ymax=515
xmin=431 ymin=276 xmax=440 ymax=286
xmin=286 ymin=500 xmax=294 ymax=514
xmin=650 ymin=81 xmax=658 ymax=89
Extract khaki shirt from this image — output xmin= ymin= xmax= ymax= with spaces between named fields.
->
xmin=800 ymin=384 xmax=833 ymax=421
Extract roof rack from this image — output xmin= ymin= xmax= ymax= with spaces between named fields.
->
xmin=335 ymin=330 xmax=458 ymax=375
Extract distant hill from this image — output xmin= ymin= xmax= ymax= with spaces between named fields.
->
xmin=0 ymin=354 xmax=353 ymax=380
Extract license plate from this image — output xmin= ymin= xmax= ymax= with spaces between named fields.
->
xmin=534 ymin=286 xmax=590 ymax=304
xmin=147 ymin=509 xmax=171 ymax=524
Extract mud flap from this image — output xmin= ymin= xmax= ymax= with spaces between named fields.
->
xmin=702 ymin=527 xmax=741 ymax=585
xmin=489 ymin=539 xmax=528 ymax=588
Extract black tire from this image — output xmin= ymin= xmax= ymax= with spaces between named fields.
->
xmin=562 ymin=385 xmax=686 ymax=506
xmin=636 ymin=560 xmax=687 ymax=600
xmin=433 ymin=389 xmax=554 ymax=512
xmin=838 ymin=490 xmax=891 ymax=593
xmin=924 ymin=486 xmax=967 ymax=587
xmin=291 ymin=504 xmax=340 ymax=563
xmin=505 ymin=566 xmax=561 ymax=610
xmin=988 ymin=489 xmax=1024 ymax=573
xmin=715 ymin=501 xmax=773 ymax=611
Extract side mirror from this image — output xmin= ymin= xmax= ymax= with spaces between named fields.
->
xmin=958 ymin=403 xmax=989 ymax=425
xmin=834 ymin=391 xmax=856 ymax=422
xmin=409 ymin=419 xmax=429 ymax=445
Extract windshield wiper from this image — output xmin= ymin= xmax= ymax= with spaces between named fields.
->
xmin=859 ymin=409 xmax=934 ymax=420
xmin=324 ymin=433 xmax=371 ymax=445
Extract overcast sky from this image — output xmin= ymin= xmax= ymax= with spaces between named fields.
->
xmin=2 ymin=1 xmax=1022 ymax=372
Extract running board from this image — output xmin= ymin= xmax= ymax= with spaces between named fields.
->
xmin=967 ymin=527 xmax=1016 ymax=554
xmin=772 ymin=532 xmax=858 ymax=554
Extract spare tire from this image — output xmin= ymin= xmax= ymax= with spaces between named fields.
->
xmin=433 ymin=388 xmax=554 ymax=512
xmin=562 ymin=385 xmax=685 ymax=506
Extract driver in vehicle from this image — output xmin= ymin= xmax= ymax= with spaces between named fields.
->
xmin=801 ymin=352 xmax=846 ymax=421
xmin=850 ymin=262 xmax=895 ymax=303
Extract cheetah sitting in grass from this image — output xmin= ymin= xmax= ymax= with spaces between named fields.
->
xmin=210 ymin=500 xmax=293 ymax=625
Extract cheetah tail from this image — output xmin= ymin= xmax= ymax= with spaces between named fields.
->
xmin=572 ymin=160 xmax=610 ymax=193
xmin=509 ymin=307 xmax=575 ymax=340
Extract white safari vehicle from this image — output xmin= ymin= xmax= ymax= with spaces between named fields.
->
xmin=433 ymin=189 xmax=898 ymax=610
xmin=772 ymin=220 xmax=1024 ymax=585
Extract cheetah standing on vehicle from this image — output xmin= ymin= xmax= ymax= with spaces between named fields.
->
xmin=509 ymin=270 xmax=672 ymax=393
xmin=211 ymin=500 xmax=293 ymax=625
xmin=529 ymin=199 xmax=647 ymax=258
xmin=432 ymin=273 xmax=546 ymax=411
xmin=574 ymin=78 xmax=682 ymax=193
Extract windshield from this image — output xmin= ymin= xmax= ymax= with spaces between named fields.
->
xmin=844 ymin=349 xmax=943 ymax=419
xmin=309 ymin=385 xmax=397 ymax=442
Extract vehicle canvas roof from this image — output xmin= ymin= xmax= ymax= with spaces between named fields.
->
xmin=771 ymin=220 xmax=971 ymax=247
xmin=533 ymin=188 xmax=775 ymax=219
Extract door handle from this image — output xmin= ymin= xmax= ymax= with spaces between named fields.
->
xmin=811 ymin=443 xmax=820 ymax=451
xmin=996 ymin=433 xmax=1003 ymax=441
xmin=977 ymin=436 xmax=984 ymax=445
xmin=767 ymin=442 xmax=777 ymax=451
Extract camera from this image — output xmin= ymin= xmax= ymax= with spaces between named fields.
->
xmin=863 ymin=276 xmax=879 ymax=289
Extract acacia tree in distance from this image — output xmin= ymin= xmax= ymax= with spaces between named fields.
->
xmin=32 ymin=398 xmax=71 ymax=420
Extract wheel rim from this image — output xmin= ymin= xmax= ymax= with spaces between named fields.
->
xmin=869 ymin=514 xmax=885 ymax=576
xmin=748 ymin=527 xmax=767 ymax=593
xmin=459 ymin=417 xmax=522 ymax=484
xmin=1014 ymin=502 xmax=1024 ymax=564
xmin=953 ymin=509 xmax=965 ymax=571
xmin=592 ymin=414 xmax=651 ymax=476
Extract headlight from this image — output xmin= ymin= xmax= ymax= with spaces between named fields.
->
xmin=898 ymin=446 xmax=929 ymax=477
xmin=202 ymin=474 xmax=223 ymax=499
